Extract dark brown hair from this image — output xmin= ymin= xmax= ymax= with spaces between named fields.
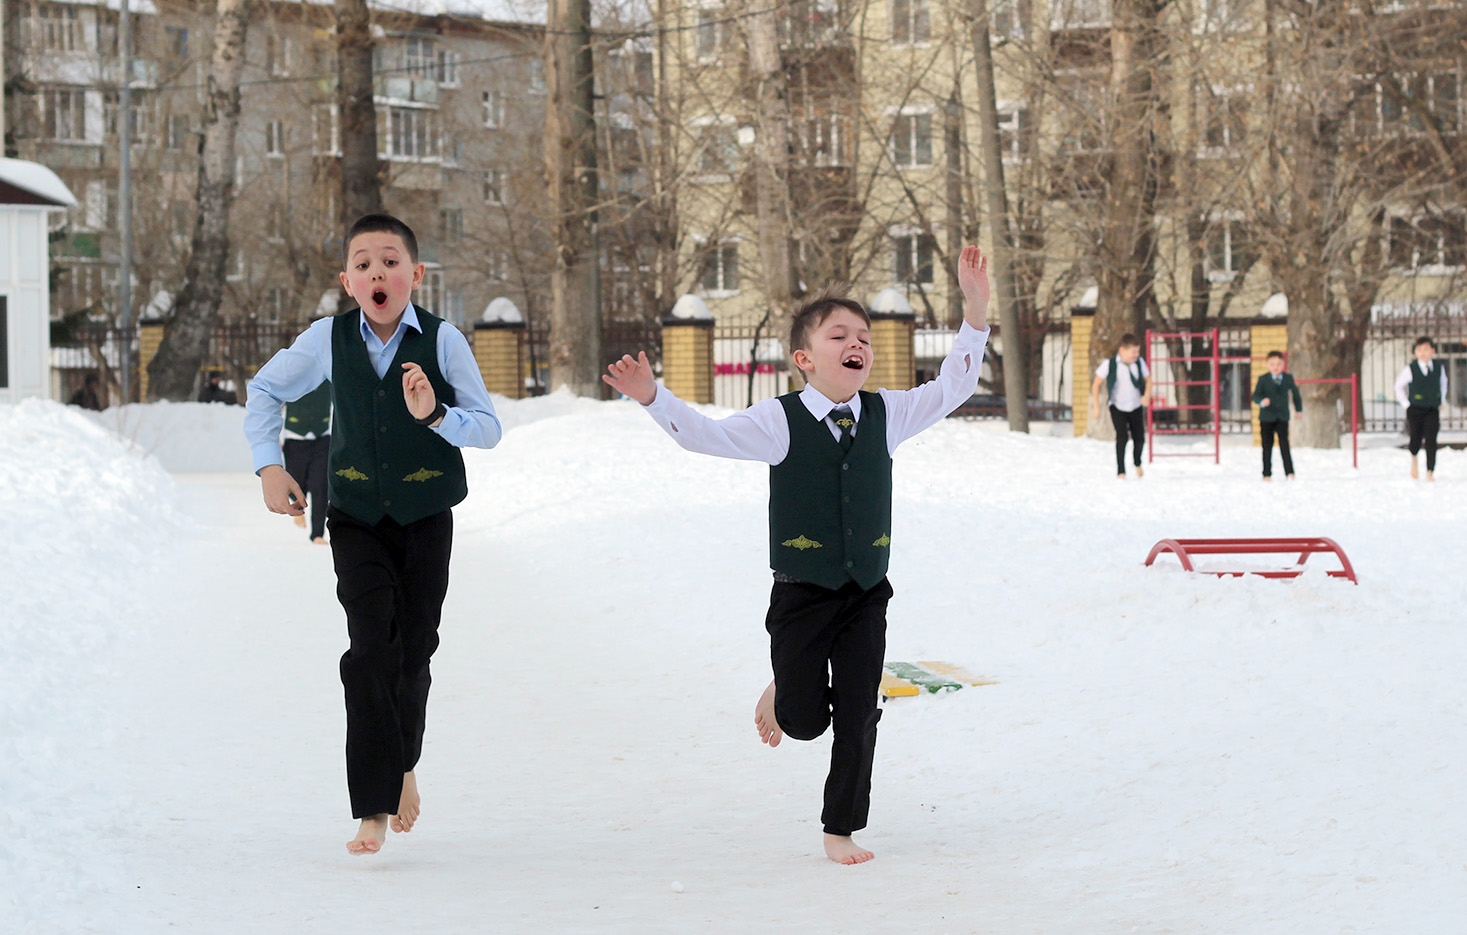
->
xmin=343 ymin=213 xmax=419 ymax=268
xmin=789 ymin=283 xmax=870 ymax=351
xmin=1118 ymin=333 xmax=1141 ymax=349
xmin=1266 ymin=350 xmax=1284 ymax=360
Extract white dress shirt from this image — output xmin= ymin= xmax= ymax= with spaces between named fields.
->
xmin=1394 ymin=359 xmax=1449 ymax=409
xmin=641 ymin=323 xmax=990 ymax=463
xmin=1095 ymin=357 xmax=1150 ymax=412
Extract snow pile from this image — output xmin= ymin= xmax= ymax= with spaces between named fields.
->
xmin=82 ymin=401 xmax=252 ymax=474
xmin=0 ymin=400 xmax=180 ymax=930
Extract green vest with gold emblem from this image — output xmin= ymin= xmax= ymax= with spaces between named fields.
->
xmin=327 ymin=309 xmax=467 ymax=525
xmin=768 ymin=391 xmax=892 ymax=591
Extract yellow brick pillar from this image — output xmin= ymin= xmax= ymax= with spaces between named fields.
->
xmin=1249 ymin=323 xmax=1289 ymax=446
xmin=869 ymin=311 xmax=915 ymax=391
xmin=660 ymin=315 xmax=714 ymax=404
xmin=138 ymin=318 xmax=166 ymax=402
xmin=473 ymin=320 xmax=525 ymax=399
xmin=1071 ymin=310 xmax=1094 ymax=436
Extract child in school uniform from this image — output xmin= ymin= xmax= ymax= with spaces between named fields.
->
xmin=1089 ymin=334 xmax=1152 ymax=478
xmin=1394 ymin=336 xmax=1448 ymax=480
xmin=244 ymin=214 xmax=502 ymax=855
xmin=1252 ymin=350 xmax=1302 ymax=480
xmin=603 ymin=246 xmax=991 ymax=865
xmin=282 ymin=379 xmax=332 ymax=542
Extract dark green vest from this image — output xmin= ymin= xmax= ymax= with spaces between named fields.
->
xmin=285 ymin=380 xmax=332 ymax=437
xmin=1408 ymin=361 xmax=1442 ymax=408
xmin=768 ymin=391 xmax=892 ymax=591
xmin=1106 ymin=356 xmax=1146 ymax=398
xmin=328 ymin=309 xmax=467 ymax=526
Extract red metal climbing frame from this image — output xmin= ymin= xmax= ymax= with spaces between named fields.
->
xmin=1144 ymin=536 xmax=1359 ymax=584
xmin=1145 ymin=329 xmax=1220 ymax=464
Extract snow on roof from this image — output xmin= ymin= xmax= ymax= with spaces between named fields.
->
xmin=0 ymin=158 xmax=79 ymax=208
xmin=285 ymin=0 xmax=547 ymax=25
xmin=481 ymin=297 xmax=523 ymax=323
xmin=45 ymin=0 xmax=159 ymax=12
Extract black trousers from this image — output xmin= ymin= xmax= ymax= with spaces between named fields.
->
xmin=327 ymin=506 xmax=453 ymax=818
xmin=1109 ymin=405 xmax=1146 ymax=474
xmin=283 ymin=436 xmax=330 ymax=539
xmin=1407 ymin=405 xmax=1440 ymax=471
xmin=765 ymin=577 xmax=892 ymax=837
xmin=1261 ymin=420 xmax=1294 ymax=477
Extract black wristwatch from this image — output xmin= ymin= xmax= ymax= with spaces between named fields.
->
xmin=415 ymin=401 xmax=447 ymax=426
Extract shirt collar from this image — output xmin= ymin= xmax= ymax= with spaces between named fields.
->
xmin=1418 ymin=359 xmax=1432 ymax=374
xmin=799 ymin=383 xmax=863 ymax=423
xmin=358 ymin=302 xmax=423 ymax=343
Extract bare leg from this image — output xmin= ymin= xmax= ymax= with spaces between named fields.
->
xmin=1412 ymin=455 xmax=1419 ymax=479
xmin=391 ymin=771 xmax=420 ymax=833
xmin=824 ymin=833 xmax=874 ymax=865
xmin=1427 ymin=470 xmax=1434 ymax=481
xmin=1135 ymin=464 xmax=1143 ymax=478
xmin=754 ymin=680 xmax=783 ymax=747
xmin=346 ymin=814 xmax=390 ymax=855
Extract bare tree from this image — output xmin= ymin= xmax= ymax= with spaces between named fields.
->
xmin=335 ymin=0 xmax=381 ymax=227
xmin=146 ymin=0 xmax=251 ymax=400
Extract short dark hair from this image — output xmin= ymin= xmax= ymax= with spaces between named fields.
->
xmin=790 ymin=283 xmax=869 ymax=351
xmin=343 ymin=213 xmax=418 ymax=268
xmin=1118 ymin=333 xmax=1141 ymax=349
xmin=1414 ymin=335 xmax=1436 ymax=351
xmin=1266 ymin=350 xmax=1284 ymax=360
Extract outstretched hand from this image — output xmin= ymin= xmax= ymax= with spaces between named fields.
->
xmin=957 ymin=245 xmax=991 ymax=331
xmin=603 ymin=351 xmax=658 ymax=406
xmin=401 ymin=362 xmax=439 ymax=423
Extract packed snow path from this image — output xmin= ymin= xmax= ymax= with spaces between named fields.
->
xmin=4 ymin=397 xmax=1464 ymax=934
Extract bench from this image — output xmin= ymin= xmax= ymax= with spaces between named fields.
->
xmin=1144 ymin=537 xmax=1358 ymax=584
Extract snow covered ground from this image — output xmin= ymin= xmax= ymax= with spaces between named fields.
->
xmin=3 ymin=394 xmax=1464 ymax=934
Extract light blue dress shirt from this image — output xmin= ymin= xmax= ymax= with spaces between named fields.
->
xmin=244 ymin=304 xmax=502 ymax=474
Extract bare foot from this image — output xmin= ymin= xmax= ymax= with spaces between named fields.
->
xmin=1263 ymin=476 xmax=1272 ymax=482
xmin=347 ymin=814 xmax=389 ymax=855
xmin=1116 ymin=473 xmax=1126 ymax=480
xmin=754 ymin=680 xmax=783 ymax=747
xmin=1135 ymin=465 xmax=1144 ymax=478
xmin=312 ymin=536 xmax=327 ymax=545
xmin=824 ymin=833 xmax=874 ymax=865
xmin=1411 ymin=457 xmax=1419 ymax=479
xmin=1426 ymin=470 xmax=1434 ymax=482
xmin=293 ymin=514 xmax=306 ymax=528
xmin=391 ymin=771 xmax=420 ymax=833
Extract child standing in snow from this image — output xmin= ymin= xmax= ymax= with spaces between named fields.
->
xmin=1252 ymin=350 xmax=1302 ymax=480
xmin=1089 ymin=334 xmax=1151 ymax=478
xmin=603 ymin=246 xmax=990 ymax=865
xmin=1394 ymin=336 xmax=1448 ymax=481
xmin=244 ymin=214 xmax=502 ymax=855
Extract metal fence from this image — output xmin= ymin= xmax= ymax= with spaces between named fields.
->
xmin=1361 ymin=304 xmax=1467 ymax=432
xmin=713 ymin=320 xmax=791 ymax=409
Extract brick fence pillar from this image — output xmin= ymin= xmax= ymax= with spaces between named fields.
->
xmin=138 ymin=317 xmax=165 ymax=402
xmin=1071 ymin=309 xmax=1095 ymax=437
xmin=660 ymin=315 xmax=714 ymax=404
xmin=473 ymin=319 xmax=526 ymax=399
xmin=868 ymin=310 xmax=915 ymax=391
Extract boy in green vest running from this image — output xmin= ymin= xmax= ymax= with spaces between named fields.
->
xmin=1251 ymin=350 xmax=1302 ymax=480
xmin=1394 ymin=336 xmax=1449 ymax=480
xmin=603 ymin=246 xmax=991 ymax=865
xmin=244 ymin=214 xmax=502 ymax=855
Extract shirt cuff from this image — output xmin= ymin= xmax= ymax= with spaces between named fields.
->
xmin=252 ymin=443 xmax=285 ymax=475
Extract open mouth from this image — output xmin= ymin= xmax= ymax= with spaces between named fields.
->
xmin=842 ymin=355 xmax=864 ymax=370
xmin=371 ymin=290 xmax=388 ymax=307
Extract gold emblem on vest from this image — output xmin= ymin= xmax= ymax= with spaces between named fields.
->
xmin=835 ymin=418 xmax=854 ymax=428
xmin=872 ymin=534 xmax=891 ymax=547
xmin=335 ymin=466 xmax=369 ymax=481
xmin=402 ymin=468 xmax=444 ymax=482
xmin=781 ymin=535 xmax=823 ymax=550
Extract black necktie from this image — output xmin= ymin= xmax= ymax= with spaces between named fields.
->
xmin=831 ymin=406 xmax=855 ymax=452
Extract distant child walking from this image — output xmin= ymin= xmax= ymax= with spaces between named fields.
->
xmin=603 ymin=246 xmax=991 ymax=865
xmin=1090 ymin=334 xmax=1151 ymax=478
xmin=1252 ymin=350 xmax=1302 ymax=480
xmin=244 ymin=214 xmax=502 ymax=855
xmin=283 ymin=379 xmax=332 ymax=543
xmin=1394 ymin=336 xmax=1448 ymax=480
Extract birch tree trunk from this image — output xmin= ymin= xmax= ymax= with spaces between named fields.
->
xmin=145 ymin=0 xmax=250 ymax=400
xmin=545 ymin=0 xmax=602 ymax=395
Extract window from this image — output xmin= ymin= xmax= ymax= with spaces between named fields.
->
xmin=483 ymin=168 xmax=504 ymax=204
xmin=1388 ymin=212 xmax=1467 ymax=271
xmin=266 ymin=119 xmax=285 ymax=157
xmin=44 ymin=89 xmax=87 ymax=141
xmin=104 ymin=91 xmax=151 ymax=144
xmin=377 ymin=106 xmax=439 ymax=160
xmin=996 ymin=107 xmax=1029 ymax=162
xmin=403 ymin=37 xmax=435 ymax=80
xmin=34 ymin=3 xmax=82 ymax=52
xmin=1203 ymin=91 xmax=1247 ymax=152
xmin=890 ymin=0 xmax=931 ymax=44
xmin=483 ymin=90 xmax=506 ymax=129
xmin=696 ymin=7 xmax=728 ymax=59
xmin=267 ymin=35 xmax=293 ymax=76
xmin=419 ymin=267 xmax=443 ymax=314
xmin=84 ymin=180 xmax=114 ymax=229
xmin=486 ymin=250 xmax=509 ymax=281
xmin=698 ymin=241 xmax=739 ymax=294
xmin=795 ymin=112 xmax=851 ymax=167
xmin=1196 ymin=0 xmax=1246 ymax=32
xmin=166 ymin=113 xmax=190 ymax=151
xmin=313 ymin=104 xmax=340 ymax=156
xmin=890 ymin=112 xmax=933 ymax=168
xmin=528 ymin=59 xmax=546 ymax=94
xmin=1051 ymin=0 xmax=1109 ymax=28
xmin=1056 ymin=73 xmax=1106 ymax=152
xmin=165 ymin=26 xmax=189 ymax=62
xmin=227 ymin=250 xmax=246 ymax=282
xmin=440 ymin=208 xmax=463 ymax=243
xmin=892 ymin=230 xmax=936 ymax=285
xmin=437 ymin=49 xmax=460 ymax=86
xmin=268 ymin=203 xmax=286 ymax=242
xmin=696 ymin=124 xmax=737 ymax=175
xmin=990 ymin=0 xmax=1023 ymax=38
xmin=1205 ymin=218 xmax=1253 ymax=280
xmin=1363 ymin=71 xmax=1463 ymax=137
xmin=266 ymin=287 xmax=288 ymax=323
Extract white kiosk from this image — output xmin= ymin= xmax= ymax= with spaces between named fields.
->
xmin=1 ymin=158 xmax=77 ymax=404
